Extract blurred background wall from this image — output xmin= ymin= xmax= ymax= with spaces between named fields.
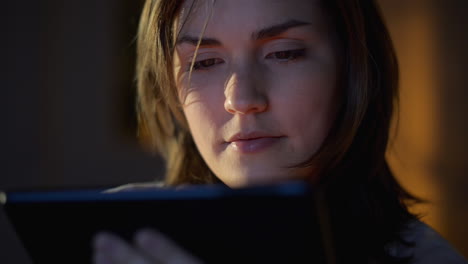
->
xmin=1 ymin=0 xmax=467 ymax=263
xmin=379 ymin=0 xmax=468 ymax=259
xmin=2 ymin=1 xmax=159 ymax=263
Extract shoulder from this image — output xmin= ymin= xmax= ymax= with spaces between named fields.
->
xmin=390 ymin=220 xmax=467 ymax=264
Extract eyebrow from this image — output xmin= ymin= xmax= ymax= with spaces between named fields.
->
xmin=253 ymin=19 xmax=311 ymax=40
xmin=176 ymin=19 xmax=311 ymax=47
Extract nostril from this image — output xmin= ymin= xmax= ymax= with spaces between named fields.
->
xmin=224 ymin=97 xmax=268 ymax=115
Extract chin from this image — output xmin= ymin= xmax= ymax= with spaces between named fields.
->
xmin=220 ymin=172 xmax=295 ymax=188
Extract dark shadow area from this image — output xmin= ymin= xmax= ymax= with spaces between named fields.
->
xmin=2 ymin=0 xmax=163 ymax=190
xmin=434 ymin=1 xmax=468 ymax=257
xmin=2 ymin=1 xmax=164 ymax=262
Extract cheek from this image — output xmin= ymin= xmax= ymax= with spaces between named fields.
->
xmin=178 ymin=67 xmax=232 ymax=166
xmin=182 ymin=90 xmax=226 ymax=154
xmin=178 ymin=68 xmax=227 ymax=106
xmin=182 ymin=106 xmax=214 ymax=166
xmin=273 ymin=68 xmax=338 ymax=154
xmin=183 ymin=103 xmax=215 ymax=144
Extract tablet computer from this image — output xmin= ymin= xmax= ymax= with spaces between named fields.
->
xmin=1 ymin=181 xmax=333 ymax=264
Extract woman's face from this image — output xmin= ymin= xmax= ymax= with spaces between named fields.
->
xmin=173 ymin=0 xmax=339 ymax=187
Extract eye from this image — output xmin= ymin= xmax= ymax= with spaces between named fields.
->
xmin=265 ymin=49 xmax=306 ymax=62
xmin=192 ymin=58 xmax=224 ymax=71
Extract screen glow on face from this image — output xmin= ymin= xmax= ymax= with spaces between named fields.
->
xmin=173 ymin=0 xmax=339 ymax=187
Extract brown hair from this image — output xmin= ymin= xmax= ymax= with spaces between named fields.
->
xmin=136 ymin=0 xmax=217 ymax=185
xmin=136 ymin=0 xmax=416 ymax=262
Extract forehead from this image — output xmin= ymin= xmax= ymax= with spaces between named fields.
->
xmin=176 ymin=0 xmax=324 ymax=37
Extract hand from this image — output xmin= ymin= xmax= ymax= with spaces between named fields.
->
xmin=93 ymin=229 xmax=203 ymax=264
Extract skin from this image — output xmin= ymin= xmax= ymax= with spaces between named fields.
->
xmin=94 ymin=0 xmax=339 ymax=263
xmin=175 ymin=0 xmax=338 ymax=187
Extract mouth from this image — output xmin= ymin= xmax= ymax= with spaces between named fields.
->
xmin=226 ymin=132 xmax=284 ymax=154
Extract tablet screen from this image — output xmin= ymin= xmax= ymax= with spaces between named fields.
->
xmin=2 ymin=181 xmax=331 ymax=264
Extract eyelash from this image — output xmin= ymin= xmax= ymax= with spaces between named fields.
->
xmin=192 ymin=58 xmax=224 ymax=71
xmin=188 ymin=48 xmax=306 ymax=71
xmin=265 ymin=48 xmax=307 ymax=62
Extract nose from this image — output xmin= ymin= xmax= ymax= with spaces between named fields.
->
xmin=223 ymin=70 xmax=268 ymax=115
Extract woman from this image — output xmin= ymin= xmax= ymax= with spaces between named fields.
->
xmin=93 ymin=0 xmax=467 ymax=263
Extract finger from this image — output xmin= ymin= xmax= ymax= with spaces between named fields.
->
xmin=93 ymin=232 xmax=154 ymax=264
xmin=135 ymin=229 xmax=203 ymax=264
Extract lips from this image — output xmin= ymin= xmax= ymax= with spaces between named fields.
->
xmin=226 ymin=132 xmax=283 ymax=153
xmin=227 ymin=131 xmax=281 ymax=142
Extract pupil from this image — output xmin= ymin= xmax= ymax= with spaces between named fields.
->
xmin=277 ymin=51 xmax=290 ymax=59
xmin=202 ymin=59 xmax=215 ymax=67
